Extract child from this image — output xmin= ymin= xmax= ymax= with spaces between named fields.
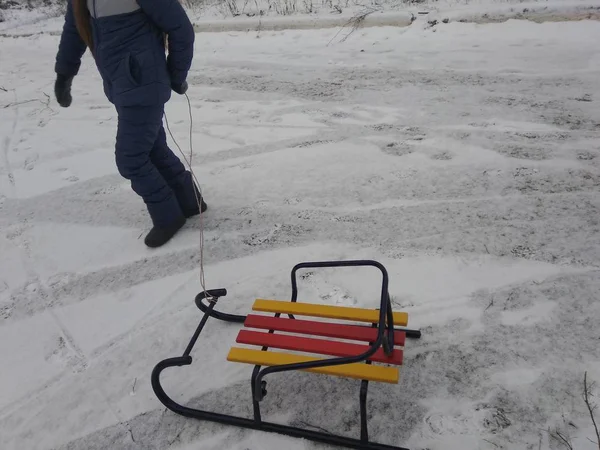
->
xmin=54 ymin=0 xmax=207 ymax=248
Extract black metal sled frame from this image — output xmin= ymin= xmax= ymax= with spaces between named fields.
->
xmin=151 ymin=260 xmax=422 ymax=450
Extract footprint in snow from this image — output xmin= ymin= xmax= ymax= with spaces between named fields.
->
xmin=46 ymin=272 xmax=75 ymax=289
xmin=381 ymin=142 xmax=414 ymax=157
xmin=331 ymin=111 xmax=350 ymax=119
xmin=0 ymin=302 xmax=12 ymax=320
xmin=320 ymin=287 xmax=357 ymax=307
xmin=431 ymin=151 xmax=453 ymax=161
xmin=23 ymin=153 xmax=38 ymax=171
xmin=5 ymin=224 xmax=27 ymax=241
xmin=425 ymin=412 xmax=469 ymax=435
xmin=425 ymin=406 xmax=511 ymax=436
xmin=56 ymin=168 xmax=80 ymax=182
xmin=577 ymin=151 xmax=597 ymax=160
xmin=45 ymin=336 xmax=87 ymax=373
xmin=92 ymin=185 xmax=118 ymax=195
xmin=393 ymin=169 xmax=417 ymax=180
xmin=284 ymin=197 xmax=301 ymax=205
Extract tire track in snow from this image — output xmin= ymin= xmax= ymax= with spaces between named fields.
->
xmin=2 ymin=189 xmax=599 ymax=323
xmin=1 ymin=91 xmax=19 ymax=195
xmin=0 ymin=371 xmax=66 ymax=422
xmin=0 ymin=221 xmax=89 ymax=372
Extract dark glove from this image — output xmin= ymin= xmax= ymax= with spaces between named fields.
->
xmin=55 ymin=74 xmax=74 ymax=107
xmin=171 ymin=80 xmax=188 ymax=95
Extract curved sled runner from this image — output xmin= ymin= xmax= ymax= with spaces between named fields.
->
xmin=151 ymin=260 xmax=422 ymax=450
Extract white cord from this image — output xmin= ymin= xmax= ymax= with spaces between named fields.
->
xmin=164 ymin=93 xmax=208 ymax=299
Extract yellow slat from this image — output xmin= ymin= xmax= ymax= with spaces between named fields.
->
xmin=252 ymin=299 xmax=408 ymax=327
xmin=227 ymin=347 xmax=400 ymax=384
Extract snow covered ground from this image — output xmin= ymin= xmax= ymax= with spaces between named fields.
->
xmin=1 ymin=11 xmax=600 ymax=450
xmin=2 ymin=0 xmax=600 ymax=36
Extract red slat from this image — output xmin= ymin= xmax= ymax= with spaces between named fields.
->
xmin=236 ymin=330 xmax=403 ymax=365
xmin=244 ymin=314 xmax=406 ymax=346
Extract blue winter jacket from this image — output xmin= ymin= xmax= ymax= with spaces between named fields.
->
xmin=55 ymin=0 xmax=195 ymax=106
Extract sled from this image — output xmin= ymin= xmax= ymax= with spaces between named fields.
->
xmin=151 ymin=260 xmax=422 ymax=450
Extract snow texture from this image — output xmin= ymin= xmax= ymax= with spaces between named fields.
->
xmin=2 ymin=0 xmax=599 ymax=36
xmin=1 ymin=9 xmax=600 ymax=450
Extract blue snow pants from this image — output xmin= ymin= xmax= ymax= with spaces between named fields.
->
xmin=115 ymin=105 xmax=198 ymax=227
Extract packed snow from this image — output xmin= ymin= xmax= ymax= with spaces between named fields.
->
xmin=1 ymin=8 xmax=600 ymax=450
xmin=2 ymin=0 xmax=600 ymax=36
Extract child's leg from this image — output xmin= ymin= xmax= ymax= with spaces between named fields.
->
xmin=150 ymin=124 xmax=206 ymax=216
xmin=115 ymin=105 xmax=184 ymax=228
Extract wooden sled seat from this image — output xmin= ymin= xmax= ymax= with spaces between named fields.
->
xmin=227 ymin=299 xmax=409 ymax=384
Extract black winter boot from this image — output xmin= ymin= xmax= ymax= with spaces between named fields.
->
xmin=144 ymin=215 xmax=186 ymax=248
xmin=183 ymin=183 xmax=208 ymax=218
xmin=184 ymin=197 xmax=208 ymax=218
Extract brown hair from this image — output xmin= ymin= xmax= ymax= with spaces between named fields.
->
xmin=72 ymin=0 xmax=94 ymax=52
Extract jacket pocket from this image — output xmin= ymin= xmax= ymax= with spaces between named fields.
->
xmin=124 ymin=52 xmax=141 ymax=87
